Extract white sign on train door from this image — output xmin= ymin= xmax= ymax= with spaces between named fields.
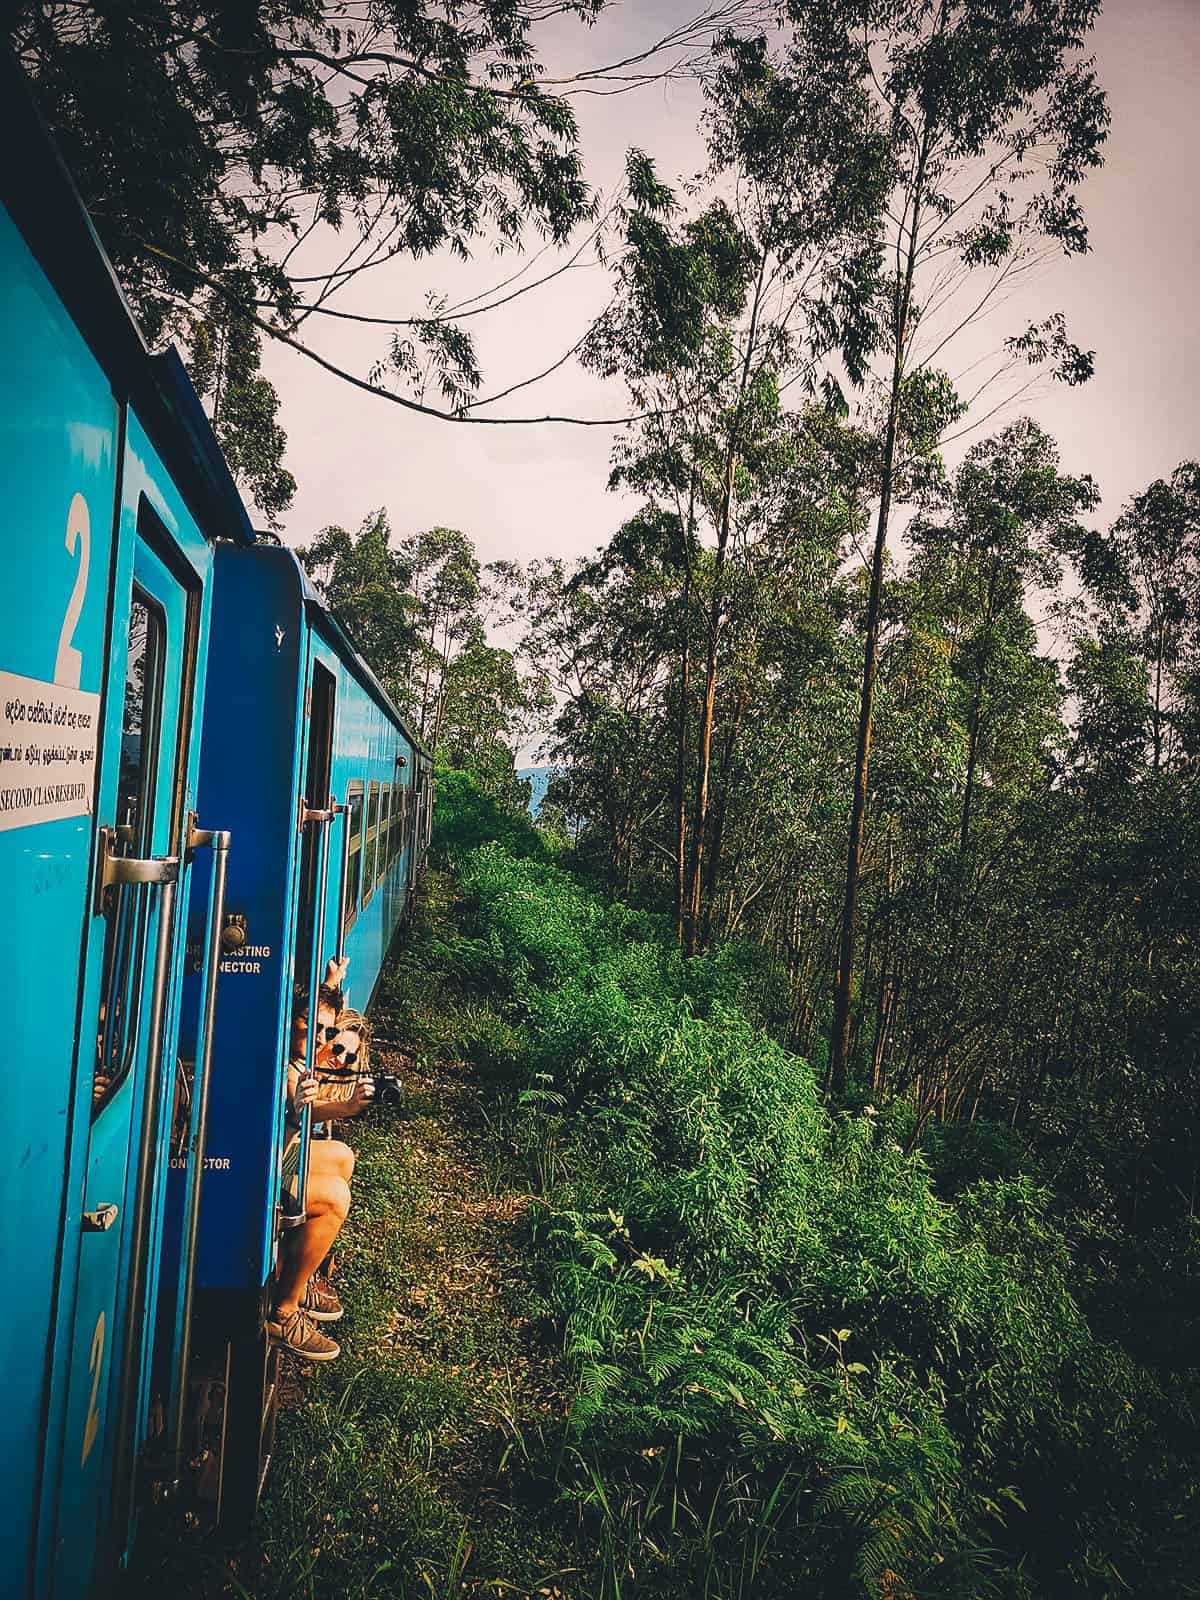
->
xmin=0 ymin=492 xmax=101 ymax=831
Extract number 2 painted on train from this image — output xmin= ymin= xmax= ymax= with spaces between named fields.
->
xmin=54 ymin=492 xmax=90 ymax=689
xmin=80 ymin=1310 xmax=105 ymax=1466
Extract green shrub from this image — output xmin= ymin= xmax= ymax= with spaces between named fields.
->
xmin=922 ymin=1116 xmax=1029 ymax=1196
xmin=449 ymin=837 xmax=1200 ymax=1596
xmin=431 ymin=767 xmax=545 ymax=864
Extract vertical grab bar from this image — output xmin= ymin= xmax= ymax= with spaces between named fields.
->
xmin=312 ymin=800 xmax=351 ymax=1146
xmin=332 ymin=798 xmax=351 ymax=966
xmin=165 ymin=820 xmax=231 ymax=1487
xmin=296 ymin=806 xmax=333 ymax=1218
xmin=107 ymin=869 xmax=179 ymax=1545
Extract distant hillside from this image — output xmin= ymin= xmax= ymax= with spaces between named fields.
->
xmin=516 ymin=766 xmax=560 ymax=816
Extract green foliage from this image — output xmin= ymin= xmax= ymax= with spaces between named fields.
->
xmin=921 ymin=1116 xmax=1029 ymax=1197
xmin=11 ymin=0 xmax=609 ymax=471
xmin=445 ymin=840 xmax=1200 ymax=1595
xmin=297 ymin=509 xmax=418 ymax=704
xmin=300 ymin=521 xmax=549 ymax=797
xmin=187 ymin=298 xmax=297 ymax=522
xmin=431 ymin=767 xmax=545 ymax=865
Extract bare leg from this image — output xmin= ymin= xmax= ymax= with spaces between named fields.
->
xmin=276 ymin=1173 xmax=350 ymax=1315
xmin=310 ymin=1138 xmax=355 ymax=1184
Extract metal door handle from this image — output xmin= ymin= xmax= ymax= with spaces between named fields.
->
xmin=82 ymin=1202 xmax=119 ymax=1233
xmin=94 ymin=824 xmax=179 ymax=912
xmin=334 ymin=794 xmax=352 ymax=965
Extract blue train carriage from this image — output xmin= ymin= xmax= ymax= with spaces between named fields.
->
xmin=1 ymin=52 xmax=255 ymax=1600
xmin=174 ymin=542 xmax=431 ymax=1526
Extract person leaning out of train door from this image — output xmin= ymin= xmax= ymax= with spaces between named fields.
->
xmin=270 ymin=996 xmax=371 ymax=1358
xmin=309 ymin=1004 xmax=375 ymax=1127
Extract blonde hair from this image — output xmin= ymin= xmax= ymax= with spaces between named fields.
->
xmin=334 ymin=1008 xmax=370 ymax=1077
xmin=312 ymin=1008 xmax=370 ymax=1097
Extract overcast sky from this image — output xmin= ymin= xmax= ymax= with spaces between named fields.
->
xmin=262 ymin=0 xmax=1200 ymax=576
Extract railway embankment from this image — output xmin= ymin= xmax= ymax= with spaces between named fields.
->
xmin=128 ymin=824 xmax=1199 ymax=1598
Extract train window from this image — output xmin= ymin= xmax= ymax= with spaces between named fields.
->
xmin=377 ymin=784 xmax=389 ymax=884
xmin=343 ymin=781 xmax=364 ymax=933
xmin=93 ymin=589 xmax=166 ymax=1115
xmin=362 ymin=780 xmax=380 ymax=904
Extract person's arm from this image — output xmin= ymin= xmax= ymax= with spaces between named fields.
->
xmin=312 ymin=1079 xmax=375 ymax=1122
xmin=291 ymin=1067 xmax=373 ymax=1124
xmin=323 ymin=955 xmax=349 ymax=1007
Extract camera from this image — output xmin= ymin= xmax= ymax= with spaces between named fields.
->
xmin=373 ymin=1073 xmax=405 ymax=1108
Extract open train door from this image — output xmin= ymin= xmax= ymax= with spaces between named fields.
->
xmin=213 ymin=653 xmax=339 ymax=1533
xmin=49 ymin=512 xmax=201 ymax=1595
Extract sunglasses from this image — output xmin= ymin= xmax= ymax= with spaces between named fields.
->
xmin=329 ymin=1039 xmax=360 ymax=1066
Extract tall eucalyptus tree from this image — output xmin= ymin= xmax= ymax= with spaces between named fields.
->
xmin=816 ymin=0 xmax=1110 ymax=1095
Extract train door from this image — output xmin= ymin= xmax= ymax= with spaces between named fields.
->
xmin=52 ymin=524 xmax=197 ymax=1593
xmin=210 ymin=655 xmax=339 ymax=1533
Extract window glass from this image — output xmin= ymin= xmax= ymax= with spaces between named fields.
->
xmin=363 ymin=780 xmax=379 ymax=903
xmin=343 ymin=783 xmax=364 ymax=933
xmin=378 ymin=784 xmax=391 ymax=883
xmin=93 ymin=590 xmax=165 ymax=1115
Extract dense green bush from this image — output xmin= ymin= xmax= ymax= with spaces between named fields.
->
xmin=430 ymin=765 xmax=546 ymax=864
xmin=452 ymin=839 xmax=1200 ymax=1597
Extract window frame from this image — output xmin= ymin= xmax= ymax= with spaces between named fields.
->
xmin=92 ymin=584 xmax=167 ymax=1119
xmin=377 ymin=782 xmax=391 ymax=885
xmin=362 ymin=779 xmax=380 ymax=905
xmin=343 ymin=779 xmax=365 ymax=934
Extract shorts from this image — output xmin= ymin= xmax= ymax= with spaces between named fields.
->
xmin=281 ymin=1131 xmax=300 ymax=1198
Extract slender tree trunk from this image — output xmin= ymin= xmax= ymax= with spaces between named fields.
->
xmin=960 ymin=691 xmax=984 ymax=853
xmin=684 ymin=254 xmax=768 ymax=958
xmin=829 ymin=130 xmax=929 ymax=1098
xmin=685 ymin=553 xmax=726 ymax=956
xmin=419 ymin=613 xmax=438 ymax=739
xmin=960 ymin=562 xmax=998 ymax=852
xmin=870 ymin=828 xmax=896 ymax=1094
xmin=431 ymin=619 xmax=452 ymax=752
xmin=1152 ymin=619 xmax=1165 ymax=771
xmin=674 ymin=472 xmax=697 ymax=945
xmin=829 ymin=394 xmax=900 ymax=1094
xmin=700 ymin=687 xmax=749 ymax=949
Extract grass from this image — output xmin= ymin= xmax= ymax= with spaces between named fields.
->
xmin=124 ymin=845 xmax=1200 ymax=1600
xmin=127 ymin=870 xmax=586 ymax=1599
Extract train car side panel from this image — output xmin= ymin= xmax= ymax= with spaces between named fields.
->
xmin=184 ymin=546 xmax=306 ymax=1302
xmin=321 ymin=637 xmax=420 ymax=1007
xmin=44 ymin=407 xmax=217 ymax=1596
xmin=0 ymin=203 xmax=123 ymax=1594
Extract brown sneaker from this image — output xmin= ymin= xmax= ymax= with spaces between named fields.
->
xmin=302 ymin=1272 xmax=344 ymax=1322
xmin=267 ymin=1306 xmax=340 ymax=1361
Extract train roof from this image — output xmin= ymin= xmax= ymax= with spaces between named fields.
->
xmin=296 ymin=554 xmax=430 ymax=761
xmin=307 ymin=594 xmax=431 ymax=764
xmin=0 ymin=48 xmax=255 ymax=548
